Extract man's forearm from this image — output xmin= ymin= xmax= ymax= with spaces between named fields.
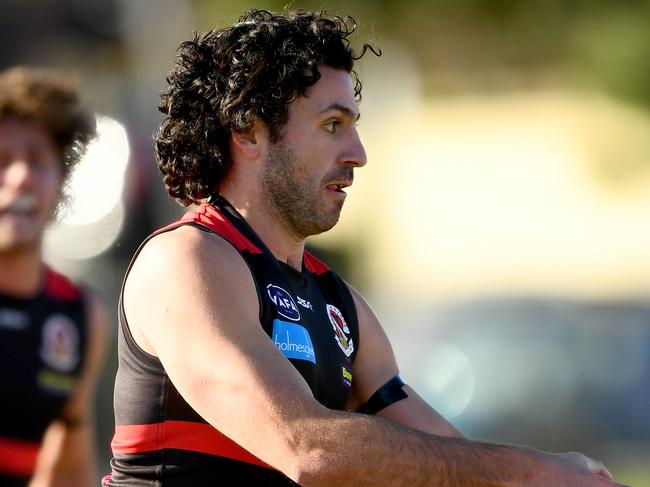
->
xmin=289 ymin=410 xmax=535 ymax=487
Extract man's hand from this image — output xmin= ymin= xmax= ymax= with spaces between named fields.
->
xmin=532 ymin=450 xmax=630 ymax=487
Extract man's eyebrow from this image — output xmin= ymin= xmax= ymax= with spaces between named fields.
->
xmin=318 ymin=103 xmax=361 ymax=121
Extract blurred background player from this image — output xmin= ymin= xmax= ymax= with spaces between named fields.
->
xmin=0 ymin=67 xmax=107 ymax=487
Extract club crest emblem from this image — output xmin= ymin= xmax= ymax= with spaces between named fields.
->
xmin=40 ymin=315 xmax=80 ymax=373
xmin=326 ymin=304 xmax=354 ymax=357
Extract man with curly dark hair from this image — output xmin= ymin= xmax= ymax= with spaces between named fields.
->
xmin=0 ymin=66 xmax=107 ymax=487
xmin=107 ymin=9 xmax=625 ymax=487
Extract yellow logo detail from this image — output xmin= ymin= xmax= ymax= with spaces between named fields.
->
xmin=37 ymin=369 xmax=77 ymax=393
xmin=341 ymin=366 xmax=352 ymax=382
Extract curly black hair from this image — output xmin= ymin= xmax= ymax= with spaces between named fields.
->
xmin=155 ymin=8 xmax=379 ymax=206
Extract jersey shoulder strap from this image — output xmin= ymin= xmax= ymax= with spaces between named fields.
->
xmin=157 ymin=203 xmax=262 ymax=254
xmin=43 ymin=267 xmax=83 ymax=302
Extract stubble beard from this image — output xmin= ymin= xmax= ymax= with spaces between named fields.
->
xmin=261 ymin=141 xmax=344 ymax=240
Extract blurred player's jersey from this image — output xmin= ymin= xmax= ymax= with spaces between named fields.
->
xmin=107 ymin=197 xmax=359 ymax=486
xmin=0 ymin=269 xmax=87 ymax=486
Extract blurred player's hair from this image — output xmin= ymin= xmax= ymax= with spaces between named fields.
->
xmin=0 ymin=66 xmax=96 ymax=179
xmin=155 ymin=8 xmax=379 ymax=206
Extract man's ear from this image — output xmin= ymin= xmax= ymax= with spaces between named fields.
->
xmin=231 ymin=121 xmax=265 ymax=159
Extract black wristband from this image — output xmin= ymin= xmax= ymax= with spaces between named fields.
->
xmin=356 ymin=375 xmax=408 ymax=415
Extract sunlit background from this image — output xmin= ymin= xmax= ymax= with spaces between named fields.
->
xmin=3 ymin=0 xmax=649 ymax=484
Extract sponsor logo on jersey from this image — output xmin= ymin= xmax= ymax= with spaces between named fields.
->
xmin=326 ymin=304 xmax=354 ymax=357
xmin=296 ymin=296 xmax=313 ymax=310
xmin=267 ymin=284 xmax=301 ymax=321
xmin=272 ymin=319 xmax=316 ymax=364
xmin=341 ymin=365 xmax=353 ymax=388
xmin=40 ymin=314 xmax=80 ymax=373
xmin=0 ymin=308 xmax=30 ymax=330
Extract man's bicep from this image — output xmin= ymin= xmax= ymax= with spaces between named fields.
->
xmin=347 ymin=285 xmax=463 ymax=437
xmin=346 ymin=285 xmax=400 ymax=410
xmin=64 ymin=289 xmax=108 ymax=419
xmin=123 ymin=227 xmax=321 ymax=474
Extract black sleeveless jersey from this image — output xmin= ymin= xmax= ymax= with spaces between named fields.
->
xmin=0 ymin=269 xmax=87 ymax=487
xmin=106 ymin=198 xmax=360 ymax=486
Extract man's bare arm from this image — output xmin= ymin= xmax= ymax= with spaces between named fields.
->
xmin=124 ymin=225 xmax=626 ymax=487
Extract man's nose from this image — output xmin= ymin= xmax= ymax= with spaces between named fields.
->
xmin=341 ymin=129 xmax=367 ymax=168
xmin=3 ymin=158 xmax=36 ymax=190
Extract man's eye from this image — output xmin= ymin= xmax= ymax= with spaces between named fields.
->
xmin=325 ymin=120 xmax=341 ymax=133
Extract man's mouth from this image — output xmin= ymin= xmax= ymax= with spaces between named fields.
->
xmin=325 ymin=181 xmax=352 ymax=193
xmin=0 ymin=194 xmax=38 ymax=216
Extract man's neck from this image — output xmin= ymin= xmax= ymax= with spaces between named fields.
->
xmin=0 ymin=247 xmax=43 ymax=297
xmin=219 ymin=191 xmax=306 ymax=271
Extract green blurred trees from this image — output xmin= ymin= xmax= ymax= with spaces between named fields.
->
xmin=192 ymin=0 xmax=650 ymax=108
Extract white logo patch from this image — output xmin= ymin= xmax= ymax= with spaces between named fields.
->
xmin=326 ymin=304 xmax=354 ymax=357
xmin=40 ymin=315 xmax=80 ymax=373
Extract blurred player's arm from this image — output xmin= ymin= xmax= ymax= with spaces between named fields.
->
xmin=124 ymin=225 xmax=626 ymax=487
xmin=345 ymin=285 xmax=463 ymax=437
xmin=29 ymin=290 xmax=108 ymax=487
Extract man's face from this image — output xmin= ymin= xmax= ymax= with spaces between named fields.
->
xmin=0 ymin=118 xmax=63 ymax=253
xmin=260 ymin=66 xmax=367 ymax=240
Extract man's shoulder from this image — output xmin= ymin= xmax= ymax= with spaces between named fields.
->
xmin=123 ymin=218 xmax=261 ymax=354
xmin=135 ymin=224 xmax=247 ymax=276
